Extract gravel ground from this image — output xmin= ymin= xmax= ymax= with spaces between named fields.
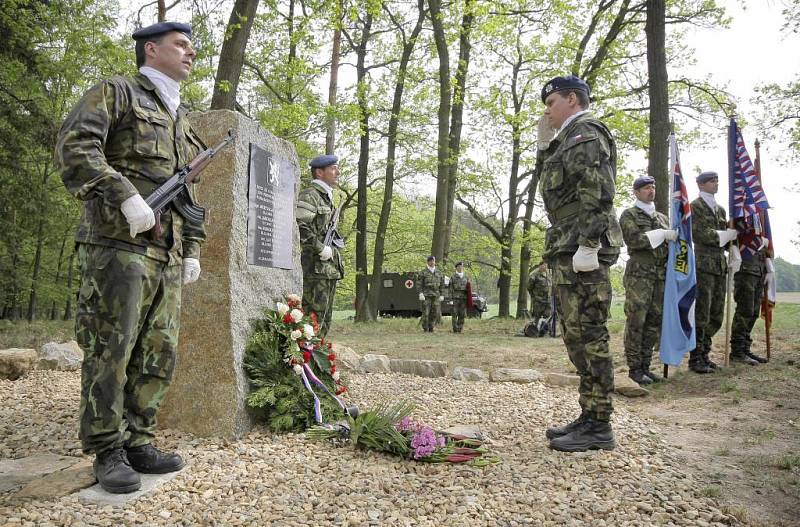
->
xmin=1 ymin=371 xmax=738 ymax=526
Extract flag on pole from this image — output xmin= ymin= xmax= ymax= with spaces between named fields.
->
xmin=752 ymin=139 xmax=777 ymax=319
xmin=660 ymin=132 xmax=697 ymax=366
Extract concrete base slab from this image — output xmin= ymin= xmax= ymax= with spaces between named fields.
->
xmin=0 ymin=454 xmax=81 ymax=493
xmin=77 ymin=467 xmax=187 ymax=507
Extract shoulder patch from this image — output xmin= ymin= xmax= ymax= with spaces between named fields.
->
xmin=563 ymin=131 xmax=598 ymax=150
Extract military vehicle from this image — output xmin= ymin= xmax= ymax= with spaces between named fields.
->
xmin=374 ymin=272 xmax=488 ymax=318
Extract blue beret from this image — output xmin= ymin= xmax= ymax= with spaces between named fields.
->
xmin=696 ymin=171 xmax=718 ymax=183
xmin=633 ymin=175 xmax=655 ymax=190
xmin=454 ymin=261 xmax=464 ymax=267
xmin=309 ymin=154 xmax=339 ymax=169
xmin=541 ymin=75 xmax=591 ymax=103
xmin=132 ymin=22 xmax=192 ymax=41
xmin=426 ymin=255 xmax=435 ymax=262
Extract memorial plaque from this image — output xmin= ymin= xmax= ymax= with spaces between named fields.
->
xmin=247 ymin=144 xmax=294 ymax=269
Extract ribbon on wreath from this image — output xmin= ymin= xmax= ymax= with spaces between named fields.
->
xmin=297 ymin=362 xmax=348 ymax=423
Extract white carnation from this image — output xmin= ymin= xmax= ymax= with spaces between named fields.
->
xmin=290 ymin=329 xmax=302 ymax=340
xmin=303 ymin=324 xmax=315 ymax=338
xmin=276 ymin=302 xmax=289 ymax=316
xmin=287 ymin=293 xmax=302 ymax=304
xmin=332 ymin=371 xmax=340 ymax=381
xmin=290 ymin=309 xmax=304 ymax=323
xmin=293 ymin=364 xmax=303 ymax=376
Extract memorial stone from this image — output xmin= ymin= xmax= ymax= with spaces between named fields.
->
xmin=160 ymin=110 xmax=302 ymax=438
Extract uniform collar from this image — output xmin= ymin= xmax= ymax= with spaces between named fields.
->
xmin=427 ymin=265 xmax=436 ymax=273
xmin=635 ymin=199 xmax=656 ymax=217
xmin=139 ymin=67 xmax=181 ymax=119
xmin=312 ymin=179 xmax=334 ymax=202
xmin=699 ymin=191 xmax=717 ymax=212
xmin=556 ymin=109 xmax=590 ymax=138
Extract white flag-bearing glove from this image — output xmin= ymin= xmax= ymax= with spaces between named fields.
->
xmin=120 ymin=194 xmax=155 ymax=238
xmin=664 ymin=229 xmax=679 ymax=242
xmin=728 ymin=245 xmax=742 ymax=273
xmin=716 ymin=228 xmax=738 ymax=247
xmin=443 ymin=276 xmax=450 ymax=286
xmin=759 ymin=237 xmax=770 ymax=251
xmin=319 ymin=246 xmax=333 ymax=261
xmin=418 ymin=292 xmax=425 ymax=302
xmin=645 ymin=229 xmax=667 ymax=248
xmin=182 ymin=258 xmax=201 ymax=285
xmin=766 ymin=257 xmax=775 ymax=273
xmin=439 ymin=296 xmax=444 ymax=302
xmin=572 ymin=245 xmax=600 ymax=273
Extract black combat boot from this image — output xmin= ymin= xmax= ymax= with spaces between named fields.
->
xmin=729 ymin=352 xmax=759 ymax=365
xmin=125 ymin=444 xmax=185 ymax=474
xmin=643 ymin=368 xmax=663 ymax=383
xmin=548 ymin=418 xmax=615 ymax=452
xmin=745 ymin=351 xmax=768 ymax=363
xmin=628 ymin=369 xmax=653 ymax=386
xmin=93 ymin=448 xmax=141 ymax=494
xmin=688 ymin=350 xmax=713 ymax=374
xmin=545 ymin=413 xmax=587 ymax=440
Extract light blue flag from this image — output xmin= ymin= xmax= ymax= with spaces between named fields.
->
xmin=659 ymin=133 xmax=697 ymax=366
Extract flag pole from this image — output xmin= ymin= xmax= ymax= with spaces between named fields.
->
xmin=754 ymin=138 xmax=772 ymax=361
xmin=724 ymin=117 xmax=738 ymax=368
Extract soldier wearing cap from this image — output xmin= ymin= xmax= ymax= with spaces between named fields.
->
xmin=296 ymin=154 xmax=345 ymax=339
xmin=449 ymin=261 xmax=470 ymax=333
xmin=619 ymin=176 xmax=676 ymax=385
xmin=538 ymin=75 xmax=623 ymax=452
xmin=55 ymin=21 xmax=204 ymax=493
xmin=690 ymin=171 xmax=741 ymax=373
xmin=417 ymin=255 xmax=444 ymax=332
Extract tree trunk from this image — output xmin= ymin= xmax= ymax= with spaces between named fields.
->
xmin=157 ymin=0 xmax=166 ymax=22
xmin=50 ymin=233 xmax=67 ymax=320
xmin=210 ymin=0 xmax=260 ymax=110
xmin=26 ymin=216 xmax=45 ymax=321
xmin=366 ymin=1 xmax=426 ymax=319
xmin=646 ymin=0 xmax=670 ymax=214
xmin=353 ymin=13 xmax=373 ymax=322
xmin=64 ymin=247 xmax=75 ymax=320
xmin=326 ymin=1 xmax=343 ymax=154
xmin=443 ymin=0 xmax=475 ymax=261
xmin=516 ymin=153 xmax=544 ymax=318
xmin=428 ymin=0 xmax=451 ymax=262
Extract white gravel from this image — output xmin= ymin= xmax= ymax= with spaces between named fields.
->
xmin=0 ymin=370 xmax=738 ymax=526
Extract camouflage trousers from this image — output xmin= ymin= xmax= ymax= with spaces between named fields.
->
xmin=76 ymin=244 xmax=181 ymax=455
xmin=553 ymin=258 xmax=615 ymax=422
xmin=420 ymin=296 xmax=440 ymax=331
xmin=530 ymin=300 xmax=552 ymax=322
xmin=623 ymin=274 xmax=665 ymax=371
xmin=691 ymin=270 xmax=726 ymax=366
xmin=452 ymin=296 xmax=467 ymax=332
xmin=302 ymin=276 xmax=338 ymax=340
xmin=730 ymin=271 xmax=765 ymax=355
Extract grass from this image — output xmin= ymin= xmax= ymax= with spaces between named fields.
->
xmin=0 ymin=319 xmax=75 ymax=350
xmin=701 ymin=485 xmax=722 ymax=498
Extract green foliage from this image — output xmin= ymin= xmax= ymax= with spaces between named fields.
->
xmin=774 ymin=258 xmax=800 ymax=292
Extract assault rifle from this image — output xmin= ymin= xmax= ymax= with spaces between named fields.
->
xmin=323 ymin=205 xmax=345 ymax=249
xmin=145 ymin=130 xmax=235 ymax=239
xmin=548 ymin=272 xmax=558 ymax=338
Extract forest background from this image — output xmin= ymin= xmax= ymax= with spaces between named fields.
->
xmin=2 ymin=0 xmax=799 ymax=324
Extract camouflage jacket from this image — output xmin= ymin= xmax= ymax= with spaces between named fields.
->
xmin=417 ymin=267 xmax=444 ymax=297
xmin=449 ymin=272 xmax=469 ymax=299
xmin=527 ymin=268 xmax=551 ymax=304
xmin=539 ymin=113 xmax=623 ymax=265
xmin=620 ymin=206 xmax=670 ymax=279
xmin=691 ymin=197 xmax=728 ymax=276
xmin=56 ymin=74 xmax=206 ymax=263
xmin=296 ymin=184 xmax=344 ymax=280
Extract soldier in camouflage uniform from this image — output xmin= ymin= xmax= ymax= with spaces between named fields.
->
xmin=296 ymin=154 xmax=345 ymax=340
xmin=538 ymin=75 xmax=623 ymax=452
xmin=55 ymin=22 xmax=205 ymax=493
xmin=518 ymin=262 xmax=552 ymax=337
xmin=690 ymin=171 xmax=740 ymax=373
xmin=620 ymin=176 xmax=676 ymax=385
xmin=417 ymin=256 xmax=444 ymax=332
xmin=730 ymin=220 xmax=770 ymax=364
xmin=449 ymin=261 xmax=469 ymax=333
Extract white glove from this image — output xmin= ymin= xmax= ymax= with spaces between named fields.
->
xmin=120 ymin=194 xmax=155 ymax=238
xmin=182 ymin=258 xmax=201 ymax=285
xmin=418 ymin=293 xmax=425 ymax=301
xmin=572 ymin=245 xmax=600 ymax=273
xmin=443 ymin=276 xmax=450 ymax=286
xmin=728 ymin=245 xmax=741 ymax=273
xmin=319 ymin=246 xmax=333 ymax=261
xmin=664 ymin=229 xmax=679 ymax=241
xmin=766 ymin=257 xmax=775 ymax=273
xmin=716 ymin=228 xmax=738 ymax=247
xmin=759 ymin=237 xmax=770 ymax=251
xmin=645 ymin=229 xmax=667 ymax=248
xmin=439 ymin=296 xmax=444 ymax=302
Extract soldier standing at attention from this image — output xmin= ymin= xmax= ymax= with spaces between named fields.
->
xmin=449 ymin=261 xmax=469 ymax=333
xmin=538 ymin=75 xmax=623 ymax=452
xmin=418 ymin=255 xmax=444 ymax=332
xmin=55 ymin=22 xmax=205 ymax=493
xmin=296 ymin=154 xmax=345 ymax=339
xmin=729 ymin=221 xmax=770 ymax=364
xmin=619 ymin=176 xmax=677 ymax=385
xmin=690 ymin=171 xmax=740 ymax=373
xmin=528 ymin=261 xmax=552 ymax=335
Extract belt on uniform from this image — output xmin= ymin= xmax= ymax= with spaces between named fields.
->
xmin=549 ymin=201 xmax=580 ymax=222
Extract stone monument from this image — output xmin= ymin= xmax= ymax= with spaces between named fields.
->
xmin=159 ymin=110 xmax=302 ymax=438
